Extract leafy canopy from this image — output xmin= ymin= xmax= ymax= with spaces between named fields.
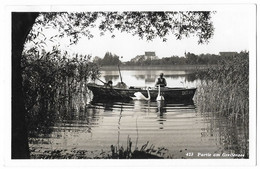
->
xmin=27 ymin=11 xmax=214 ymax=47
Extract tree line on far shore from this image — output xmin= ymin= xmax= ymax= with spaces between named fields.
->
xmin=93 ymin=51 xmax=246 ymax=66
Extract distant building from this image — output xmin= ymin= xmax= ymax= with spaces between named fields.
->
xmin=145 ymin=51 xmax=156 ymax=56
xmin=130 ymin=51 xmax=159 ymax=63
xmin=219 ymin=52 xmax=238 ymax=57
xmin=144 ymin=51 xmax=158 ymax=60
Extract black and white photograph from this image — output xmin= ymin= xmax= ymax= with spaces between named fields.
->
xmin=1 ymin=0 xmax=258 ymax=168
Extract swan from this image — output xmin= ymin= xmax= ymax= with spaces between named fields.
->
xmin=131 ymin=87 xmax=151 ymax=100
xmin=156 ymin=85 xmax=165 ymax=101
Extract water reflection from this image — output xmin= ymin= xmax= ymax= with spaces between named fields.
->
xmin=29 ymin=95 xmax=248 ymax=159
xmin=156 ymin=101 xmax=166 ymax=130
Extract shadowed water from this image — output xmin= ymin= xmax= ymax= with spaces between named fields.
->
xmin=29 ymin=70 xmax=248 ymax=159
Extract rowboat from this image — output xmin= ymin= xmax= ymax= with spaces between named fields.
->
xmin=87 ymin=83 xmax=196 ymax=101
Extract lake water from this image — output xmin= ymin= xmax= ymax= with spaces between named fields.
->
xmin=29 ymin=69 xmax=248 ymax=159
xmin=99 ymin=69 xmax=199 ymax=88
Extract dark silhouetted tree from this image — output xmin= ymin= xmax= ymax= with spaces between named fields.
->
xmin=101 ymin=52 xmax=121 ymax=65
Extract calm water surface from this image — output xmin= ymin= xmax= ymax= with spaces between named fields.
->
xmin=29 ymin=70 xmax=248 ymax=159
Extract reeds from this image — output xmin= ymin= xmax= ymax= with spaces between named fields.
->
xmin=29 ymin=136 xmax=171 ymax=159
xmin=194 ymin=51 xmax=249 ymax=123
xmin=109 ymin=136 xmax=169 ymax=159
xmin=21 ymin=49 xmax=100 ymax=137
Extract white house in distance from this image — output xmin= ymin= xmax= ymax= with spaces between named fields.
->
xmin=131 ymin=51 xmax=159 ymax=62
xmin=144 ymin=51 xmax=158 ymax=60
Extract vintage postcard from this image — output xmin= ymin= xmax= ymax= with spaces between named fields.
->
xmin=2 ymin=0 xmax=258 ymax=168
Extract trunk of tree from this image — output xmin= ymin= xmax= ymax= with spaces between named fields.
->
xmin=12 ymin=12 xmax=38 ymax=159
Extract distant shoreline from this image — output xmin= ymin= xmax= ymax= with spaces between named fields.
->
xmin=100 ymin=65 xmax=214 ymax=71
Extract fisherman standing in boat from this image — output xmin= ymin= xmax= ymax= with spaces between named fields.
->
xmin=155 ymin=73 xmax=167 ymax=87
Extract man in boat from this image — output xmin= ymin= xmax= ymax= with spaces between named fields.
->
xmin=155 ymin=73 xmax=167 ymax=87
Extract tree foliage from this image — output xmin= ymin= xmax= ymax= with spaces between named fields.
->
xmin=98 ymin=11 xmax=214 ymax=43
xmin=26 ymin=11 xmax=214 ymax=47
xmin=93 ymin=52 xmax=121 ymax=66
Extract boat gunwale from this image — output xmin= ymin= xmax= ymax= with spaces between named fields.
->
xmin=87 ymin=83 xmax=197 ymax=91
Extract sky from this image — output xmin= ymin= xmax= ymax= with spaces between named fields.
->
xmin=25 ymin=4 xmax=255 ymax=62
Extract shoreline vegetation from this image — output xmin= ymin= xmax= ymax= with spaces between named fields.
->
xmin=100 ymin=64 xmax=213 ymax=71
xmin=195 ymin=51 xmax=249 ymax=123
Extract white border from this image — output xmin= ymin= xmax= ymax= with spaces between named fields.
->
xmin=1 ymin=0 xmax=258 ymax=168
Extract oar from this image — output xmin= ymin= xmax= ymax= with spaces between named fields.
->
xmin=95 ymin=76 xmax=106 ymax=84
xmin=118 ymin=64 xmax=123 ymax=83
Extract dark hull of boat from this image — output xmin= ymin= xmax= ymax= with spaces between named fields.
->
xmin=87 ymin=83 xmax=197 ymax=101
